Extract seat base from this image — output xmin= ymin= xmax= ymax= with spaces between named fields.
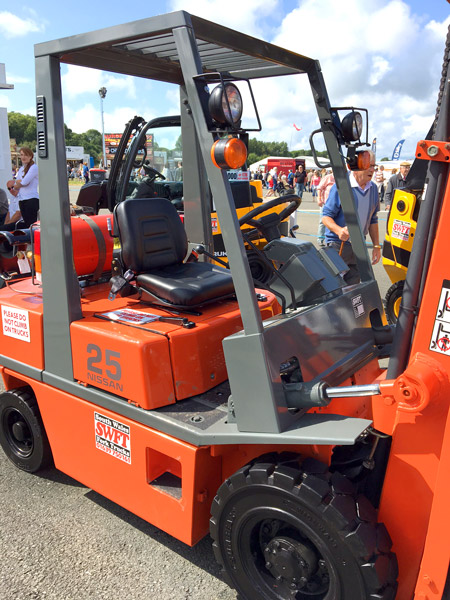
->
xmin=137 ymin=261 xmax=235 ymax=307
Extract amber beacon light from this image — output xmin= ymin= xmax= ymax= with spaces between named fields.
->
xmin=211 ymin=137 xmax=247 ymax=169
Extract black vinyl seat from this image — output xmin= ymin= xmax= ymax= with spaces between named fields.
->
xmin=114 ymin=197 xmax=235 ymax=308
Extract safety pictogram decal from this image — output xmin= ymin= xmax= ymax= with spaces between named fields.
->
xmin=430 ymin=279 xmax=450 ymax=355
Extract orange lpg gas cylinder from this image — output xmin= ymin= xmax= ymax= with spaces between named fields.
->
xmin=33 ymin=215 xmax=114 ymax=281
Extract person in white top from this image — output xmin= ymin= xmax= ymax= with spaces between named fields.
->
xmin=11 ymin=147 xmax=39 ymax=227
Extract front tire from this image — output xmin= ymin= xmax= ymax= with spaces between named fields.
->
xmin=0 ymin=388 xmax=53 ymax=473
xmin=210 ymin=456 xmax=397 ymax=600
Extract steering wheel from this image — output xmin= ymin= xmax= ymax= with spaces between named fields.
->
xmin=143 ymin=163 xmax=165 ymax=182
xmin=239 ymin=194 xmax=301 ymax=238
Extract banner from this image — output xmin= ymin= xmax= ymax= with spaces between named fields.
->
xmin=371 ymin=137 xmax=377 ymax=153
xmin=391 ymin=139 xmax=405 ymax=161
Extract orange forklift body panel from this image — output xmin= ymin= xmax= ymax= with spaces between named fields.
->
xmin=0 ymin=280 xmax=44 ymax=369
xmin=375 ymin=172 xmax=450 ymax=599
xmin=70 ymin=286 xmax=280 ymax=409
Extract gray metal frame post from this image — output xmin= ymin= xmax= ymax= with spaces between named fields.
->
xmin=35 ymin=55 xmax=82 ymax=379
xmin=179 ymin=86 xmax=214 ymax=255
xmin=308 ymin=61 xmax=375 ymax=283
xmin=172 ymin=24 xmax=293 ymax=433
xmin=173 ymin=24 xmax=263 ymax=337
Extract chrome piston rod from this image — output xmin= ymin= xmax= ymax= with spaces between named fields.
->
xmin=324 ymin=383 xmax=381 ymax=399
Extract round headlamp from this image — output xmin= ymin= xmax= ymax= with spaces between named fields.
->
xmin=209 ymin=83 xmax=243 ymax=126
xmin=341 ymin=111 xmax=363 ymax=142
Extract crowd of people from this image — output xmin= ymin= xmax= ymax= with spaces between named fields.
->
xmin=251 ymin=165 xmax=328 ymax=198
xmin=67 ymin=162 xmax=90 ymax=183
xmin=1 ymin=147 xmax=410 ymax=288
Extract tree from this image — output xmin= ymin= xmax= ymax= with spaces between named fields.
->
xmin=8 ymin=112 xmax=103 ymax=161
xmin=174 ymin=134 xmax=183 ymax=154
xmin=247 ymin=153 xmax=259 ymax=166
xmin=8 ymin=112 xmax=37 ymax=148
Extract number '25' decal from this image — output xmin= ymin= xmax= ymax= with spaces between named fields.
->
xmin=87 ymin=344 xmax=122 ymax=381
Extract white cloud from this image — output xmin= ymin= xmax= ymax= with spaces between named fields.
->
xmin=65 ymin=104 xmax=142 ymax=134
xmin=25 ymin=0 xmax=449 ymax=161
xmin=369 ymin=56 xmax=391 ymax=86
xmin=6 ymin=74 xmax=31 ymax=85
xmin=65 ymin=102 xmax=166 ymax=135
xmin=264 ymin=0 xmax=450 ymax=158
xmin=165 ymin=88 xmax=180 ymax=115
xmin=0 ymin=11 xmax=45 ymax=38
xmin=65 ymin=104 xmax=101 ymax=133
xmin=168 ymin=0 xmax=279 ymax=36
xmin=61 ymin=65 xmax=136 ymax=100
xmin=0 ymin=94 xmax=11 ymax=110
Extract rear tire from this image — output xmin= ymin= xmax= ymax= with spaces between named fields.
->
xmin=210 ymin=455 xmax=398 ymax=600
xmin=384 ymin=280 xmax=404 ymax=325
xmin=0 ymin=388 xmax=53 ymax=473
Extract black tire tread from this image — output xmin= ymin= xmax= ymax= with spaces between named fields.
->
xmin=384 ymin=280 xmax=404 ymax=325
xmin=210 ymin=454 xmax=398 ymax=600
xmin=0 ymin=387 xmax=53 ymax=472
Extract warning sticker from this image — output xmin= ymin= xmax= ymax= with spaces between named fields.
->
xmin=430 ymin=280 xmax=450 ymax=355
xmin=100 ymin=308 xmax=159 ymax=324
xmin=391 ymin=219 xmax=411 ymax=242
xmin=352 ymin=294 xmax=365 ymax=318
xmin=1 ymin=306 xmax=30 ymax=343
xmin=94 ymin=412 xmax=131 ymax=464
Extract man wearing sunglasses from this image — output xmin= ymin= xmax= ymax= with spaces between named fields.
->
xmin=2 ymin=180 xmax=22 ymax=230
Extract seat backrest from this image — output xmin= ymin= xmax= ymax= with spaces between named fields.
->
xmin=115 ymin=198 xmax=187 ymax=272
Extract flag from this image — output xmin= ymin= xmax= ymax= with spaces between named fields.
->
xmin=371 ymin=137 xmax=377 ymax=153
xmin=391 ymin=139 xmax=405 ymax=161
xmin=293 ymin=124 xmax=302 ymax=131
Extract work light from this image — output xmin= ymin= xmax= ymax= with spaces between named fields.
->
xmin=209 ymin=83 xmax=243 ymax=126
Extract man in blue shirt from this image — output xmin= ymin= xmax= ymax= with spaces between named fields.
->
xmin=82 ymin=163 xmax=89 ymax=184
xmin=322 ymin=152 xmax=381 ymax=284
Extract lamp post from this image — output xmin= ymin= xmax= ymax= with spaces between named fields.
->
xmin=98 ymin=87 xmax=107 ymax=168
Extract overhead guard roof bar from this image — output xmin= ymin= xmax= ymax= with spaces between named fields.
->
xmin=34 ymin=11 xmax=314 ymax=83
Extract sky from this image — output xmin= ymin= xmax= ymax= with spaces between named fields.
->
xmin=0 ymin=0 xmax=449 ymax=161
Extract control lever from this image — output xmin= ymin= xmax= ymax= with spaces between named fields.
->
xmin=194 ymin=245 xmax=229 ymax=268
xmin=289 ymin=224 xmax=299 ymax=238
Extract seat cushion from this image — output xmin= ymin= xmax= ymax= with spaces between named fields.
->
xmin=136 ymin=262 xmax=234 ymax=306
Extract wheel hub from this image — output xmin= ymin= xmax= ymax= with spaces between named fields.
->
xmin=4 ymin=408 xmax=33 ymax=456
xmin=264 ymin=536 xmax=318 ymax=589
xmin=12 ymin=420 xmax=30 ymax=442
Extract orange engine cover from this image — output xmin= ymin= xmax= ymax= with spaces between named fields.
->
xmin=33 ymin=215 xmax=114 ymax=279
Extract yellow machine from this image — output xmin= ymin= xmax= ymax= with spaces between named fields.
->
xmin=211 ymin=180 xmax=297 ymax=282
xmin=382 ymin=188 xmax=420 ymax=323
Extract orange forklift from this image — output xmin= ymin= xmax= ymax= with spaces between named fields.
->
xmin=0 ymin=12 xmax=449 ymax=600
